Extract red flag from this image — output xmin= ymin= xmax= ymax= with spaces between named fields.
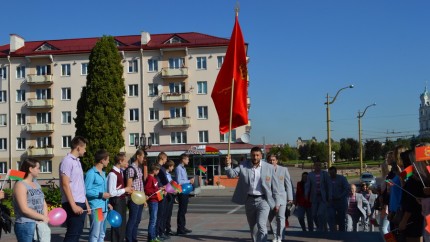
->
xmin=211 ymin=14 xmax=248 ymax=134
xmin=415 ymin=146 xmax=430 ymax=161
xmin=426 ymin=214 xmax=430 ymax=233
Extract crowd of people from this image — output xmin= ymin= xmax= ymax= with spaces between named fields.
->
xmin=7 ymin=136 xmax=195 ymax=242
xmin=4 ymin=136 xmax=430 ymax=242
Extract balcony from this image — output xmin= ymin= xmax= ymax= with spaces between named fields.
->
xmin=26 ymin=74 xmax=53 ymax=85
xmin=161 ymin=93 xmax=190 ymax=103
xmin=27 ymin=147 xmax=54 ymax=158
xmin=26 ymin=123 xmax=54 ymax=133
xmin=26 ymin=99 xmax=54 ymax=109
xmin=162 ymin=117 xmax=191 ymax=127
xmin=161 ymin=67 xmax=188 ymax=79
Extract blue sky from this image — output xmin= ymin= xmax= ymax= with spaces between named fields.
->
xmin=1 ymin=0 xmax=429 ymax=145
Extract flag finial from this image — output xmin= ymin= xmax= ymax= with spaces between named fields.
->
xmin=235 ymin=2 xmax=240 ymax=16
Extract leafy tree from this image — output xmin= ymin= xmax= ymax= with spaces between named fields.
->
xmin=74 ymin=36 xmax=126 ymax=171
xmin=339 ymin=138 xmax=359 ymax=161
xmin=364 ymin=139 xmax=383 ymax=160
xmin=382 ymin=138 xmax=395 ymax=156
xmin=268 ymin=144 xmax=299 ymax=161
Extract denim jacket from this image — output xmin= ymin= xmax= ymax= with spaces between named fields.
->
xmin=85 ymin=166 xmax=108 ymax=212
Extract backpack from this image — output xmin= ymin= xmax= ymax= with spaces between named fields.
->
xmin=123 ymin=165 xmax=138 ymax=184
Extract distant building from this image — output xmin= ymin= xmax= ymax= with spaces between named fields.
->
xmin=0 ymin=32 xmax=252 ymax=184
xmin=419 ymin=86 xmax=430 ymax=138
xmin=296 ymin=136 xmax=317 ymax=148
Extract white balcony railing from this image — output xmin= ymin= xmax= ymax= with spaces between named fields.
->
xmin=161 ymin=93 xmax=190 ymax=103
xmin=161 ymin=67 xmax=188 ymax=78
xmin=27 ymin=147 xmax=54 ymax=157
xmin=26 ymin=99 xmax=54 ymax=108
xmin=162 ymin=117 xmax=191 ymax=127
xmin=26 ymin=123 xmax=54 ymax=132
xmin=26 ymin=74 xmax=53 ymax=84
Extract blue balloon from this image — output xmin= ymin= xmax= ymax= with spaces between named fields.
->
xmin=107 ymin=210 xmax=122 ymax=228
xmin=181 ymin=183 xmax=193 ymax=195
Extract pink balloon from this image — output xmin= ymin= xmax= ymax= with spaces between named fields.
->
xmin=165 ymin=183 xmax=176 ymax=194
xmin=48 ymin=208 xmax=67 ymax=226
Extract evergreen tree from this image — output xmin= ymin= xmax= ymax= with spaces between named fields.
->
xmin=74 ymin=36 xmax=125 ymax=171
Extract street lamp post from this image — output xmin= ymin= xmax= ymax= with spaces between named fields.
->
xmin=325 ymin=85 xmax=354 ymax=168
xmin=358 ymin=103 xmax=376 ymax=175
xmin=134 ymin=133 xmax=152 ymax=150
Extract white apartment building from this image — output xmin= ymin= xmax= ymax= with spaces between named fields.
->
xmin=0 ymin=32 xmax=252 ymax=184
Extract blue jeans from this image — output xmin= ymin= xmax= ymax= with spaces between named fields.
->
xmin=14 ymin=221 xmax=35 ymax=242
xmin=148 ymin=201 xmax=159 ymax=240
xmin=126 ymin=200 xmax=143 ymax=242
xmin=89 ymin=211 xmax=107 ymax=242
xmin=63 ymin=202 xmax=88 ymax=242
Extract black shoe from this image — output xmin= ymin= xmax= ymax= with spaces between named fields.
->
xmin=161 ymin=234 xmax=170 ymax=240
xmin=184 ymin=228 xmax=192 ymax=233
xmin=176 ymin=231 xmax=187 ymax=236
xmin=166 ymin=231 xmax=175 ymax=236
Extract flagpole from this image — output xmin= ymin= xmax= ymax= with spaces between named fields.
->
xmin=227 ymin=7 xmax=240 ymax=156
xmin=412 ymin=162 xmax=426 ymax=187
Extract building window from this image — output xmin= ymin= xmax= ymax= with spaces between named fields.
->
xmin=61 ymin=64 xmax=71 ymax=76
xmin=0 ymin=91 xmax=7 ymax=103
xmin=199 ymin=131 xmax=209 ymax=143
xmin=16 ymin=89 xmax=25 ymax=102
xmin=217 ymin=56 xmax=225 ymax=69
xmin=129 ymin=109 xmax=139 ymax=121
xmin=36 ymin=65 xmax=51 ymax=75
xmin=0 ymin=162 xmax=6 ymax=174
xmin=0 ymin=138 xmax=7 ymax=150
xmin=81 ymin=63 xmax=88 ymax=75
xmin=148 ymin=84 xmax=159 ymax=96
xmin=17 ymin=113 xmax=26 ymax=125
xmin=36 ymin=112 xmax=51 ymax=124
xmin=197 ymin=57 xmax=207 ymax=70
xmin=150 ymin=132 xmax=159 ymax=145
xmin=128 ymin=84 xmax=138 ymax=97
xmin=171 ymin=132 xmax=187 ymax=144
xmin=169 ymin=82 xmax=185 ymax=94
xmin=36 ymin=88 xmax=51 ymax=100
xmin=16 ymin=138 xmax=26 ymax=150
xmin=62 ymin=136 xmax=72 ymax=148
xmin=62 ymin=111 xmax=72 ymax=124
xmin=170 ymin=107 xmax=186 ymax=118
xmin=0 ymin=114 xmax=6 ymax=126
xmin=62 ymin=88 xmax=71 ymax=100
xmin=16 ymin=66 xmax=26 ymax=79
xmin=149 ymin=108 xmax=159 ymax=121
xmin=37 ymin=137 xmax=51 ymax=148
xmin=40 ymin=160 xmax=52 ymax=173
xmin=198 ymin=106 xmax=208 ymax=119
xmin=168 ymin=58 xmax=185 ymax=69
xmin=0 ymin=67 xmax=7 ymax=80
xmin=220 ymin=130 xmax=237 ymax=143
xmin=148 ymin=59 xmax=158 ymax=72
xmin=129 ymin=133 xmax=139 ymax=146
xmin=128 ymin=60 xmax=138 ymax=73
xmin=197 ymin=81 xmax=207 ymax=94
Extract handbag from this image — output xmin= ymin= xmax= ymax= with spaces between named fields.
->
xmin=0 ymin=204 xmax=12 ymax=238
xmin=34 ymin=222 xmax=51 ymax=242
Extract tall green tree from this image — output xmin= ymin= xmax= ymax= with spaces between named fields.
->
xmin=74 ymin=36 xmax=125 ymax=171
xmin=364 ymin=139 xmax=383 ymax=160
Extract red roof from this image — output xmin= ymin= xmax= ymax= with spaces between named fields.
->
xmin=0 ymin=32 xmax=231 ymax=58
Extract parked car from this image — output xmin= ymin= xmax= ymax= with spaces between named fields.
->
xmin=360 ymin=172 xmax=376 ymax=187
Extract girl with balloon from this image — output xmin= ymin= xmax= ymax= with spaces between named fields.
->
xmin=13 ymin=158 xmax=50 ymax=242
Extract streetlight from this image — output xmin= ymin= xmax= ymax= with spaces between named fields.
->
xmin=358 ymin=103 xmax=376 ymax=175
xmin=134 ymin=133 xmax=152 ymax=150
xmin=325 ymin=85 xmax=354 ymax=168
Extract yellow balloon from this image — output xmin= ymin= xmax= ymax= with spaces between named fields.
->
xmin=131 ymin=191 xmax=146 ymax=205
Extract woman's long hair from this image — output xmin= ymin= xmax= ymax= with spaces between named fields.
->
xmin=19 ymin=158 xmax=39 ymax=179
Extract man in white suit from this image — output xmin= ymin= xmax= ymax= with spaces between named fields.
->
xmin=225 ymin=147 xmax=281 ymax=242
xmin=267 ymin=154 xmax=293 ymax=242
xmin=305 ymin=157 xmax=332 ymax=232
